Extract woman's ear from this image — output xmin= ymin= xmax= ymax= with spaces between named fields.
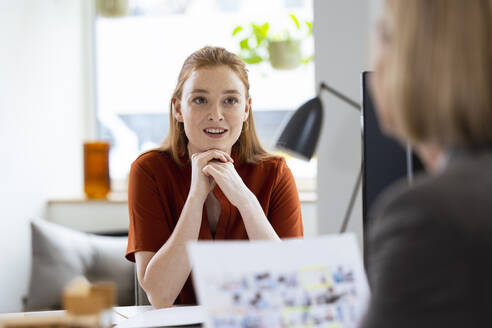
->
xmin=244 ymin=97 xmax=251 ymax=121
xmin=173 ymin=98 xmax=184 ymax=122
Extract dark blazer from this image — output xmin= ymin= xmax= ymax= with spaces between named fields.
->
xmin=360 ymin=148 xmax=492 ymax=328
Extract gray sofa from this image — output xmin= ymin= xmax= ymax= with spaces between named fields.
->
xmin=25 ymin=220 xmax=137 ymax=310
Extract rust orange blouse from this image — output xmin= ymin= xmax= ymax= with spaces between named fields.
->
xmin=126 ymin=150 xmax=303 ymax=305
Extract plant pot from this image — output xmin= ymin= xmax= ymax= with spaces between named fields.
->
xmin=267 ymin=40 xmax=302 ymax=70
xmin=96 ymin=0 xmax=129 ymax=18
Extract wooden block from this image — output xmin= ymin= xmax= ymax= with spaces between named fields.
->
xmin=63 ymin=279 xmax=115 ymax=315
xmin=0 ymin=279 xmax=117 ymax=327
xmin=91 ymin=283 xmax=116 ymax=309
xmin=63 ymin=294 xmax=104 ymax=316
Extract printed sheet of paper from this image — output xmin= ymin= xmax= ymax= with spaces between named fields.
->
xmin=115 ymin=305 xmax=205 ymax=328
xmin=188 ymin=234 xmax=369 ymax=328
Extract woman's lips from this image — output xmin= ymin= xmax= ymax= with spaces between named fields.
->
xmin=203 ymin=127 xmax=228 ymax=139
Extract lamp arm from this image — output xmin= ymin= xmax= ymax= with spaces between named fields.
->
xmin=316 ymin=81 xmax=362 ymax=232
xmin=318 ymin=82 xmax=361 ymax=112
xmin=313 ymin=81 xmax=362 ymax=233
xmin=339 ymin=161 xmax=362 ymax=233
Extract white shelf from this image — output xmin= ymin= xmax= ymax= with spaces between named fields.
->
xmin=46 ymin=194 xmax=129 ymax=234
xmin=46 ymin=193 xmax=318 ymax=236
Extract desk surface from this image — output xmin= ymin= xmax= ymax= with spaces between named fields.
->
xmin=0 ymin=306 xmax=203 ymax=328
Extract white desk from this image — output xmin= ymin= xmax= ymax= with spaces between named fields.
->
xmin=0 ymin=306 xmax=203 ymax=328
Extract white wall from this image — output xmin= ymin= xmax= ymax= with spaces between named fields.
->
xmin=0 ymin=1 xmax=88 ymax=312
xmin=313 ymin=0 xmax=373 ymax=247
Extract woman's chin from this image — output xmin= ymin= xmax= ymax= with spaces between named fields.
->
xmin=207 ymin=146 xmax=231 ymax=153
xmin=191 ymin=143 xmax=232 ymax=154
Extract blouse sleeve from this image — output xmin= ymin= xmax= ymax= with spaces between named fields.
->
xmin=126 ymin=158 xmax=173 ymax=262
xmin=267 ymin=157 xmax=304 ymax=238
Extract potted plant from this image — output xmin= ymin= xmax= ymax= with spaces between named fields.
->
xmin=96 ymin=0 xmax=129 ymax=18
xmin=232 ymin=14 xmax=313 ymax=70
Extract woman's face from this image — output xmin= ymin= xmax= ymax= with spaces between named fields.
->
xmin=174 ymin=65 xmax=250 ymax=155
xmin=371 ymin=7 xmax=444 ymax=172
xmin=370 ymin=7 xmax=395 ymax=135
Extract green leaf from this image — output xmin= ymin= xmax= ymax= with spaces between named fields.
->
xmin=251 ymin=24 xmax=261 ymax=40
xmin=251 ymin=24 xmax=262 ymax=40
xmin=290 ymin=13 xmax=300 ymax=30
xmin=261 ymin=22 xmax=269 ymax=36
xmin=252 ymin=22 xmax=269 ymax=43
xmin=232 ymin=25 xmax=243 ymax=36
xmin=305 ymin=21 xmax=313 ymax=36
xmin=301 ymin=54 xmax=314 ymax=64
xmin=243 ymin=54 xmax=264 ymax=64
xmin=239 ymin=38 xmax=250 ymax=50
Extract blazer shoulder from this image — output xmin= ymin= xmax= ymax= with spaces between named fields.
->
xmin=368 ymin=173 xmax=447 ymax=234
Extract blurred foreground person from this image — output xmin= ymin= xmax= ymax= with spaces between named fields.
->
xmin=361 ymin=1 xmax=492 ymax=327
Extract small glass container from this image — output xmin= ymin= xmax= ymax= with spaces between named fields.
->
xmin=84 ymin=141 xmax=110 ymax=199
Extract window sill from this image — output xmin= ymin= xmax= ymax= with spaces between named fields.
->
xmin=46 ymin=191 xmax=318 ymax=235
xmin=47 ymin=190 xmax=317 ymax=205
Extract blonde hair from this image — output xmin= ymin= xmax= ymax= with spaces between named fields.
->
xmin=157 ymin=46 xmax=271 ymax=164
xmin=381 ymin=0 xmax=492 ymax=148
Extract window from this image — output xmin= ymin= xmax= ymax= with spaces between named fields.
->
xmin=95 ymin=0 xmax=316 ymax=191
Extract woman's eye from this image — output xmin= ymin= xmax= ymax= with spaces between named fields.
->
xmin=224 ymin=97 xmax=238 ymax=105
xmin=192 ymin=97 xmax=207 ymax=104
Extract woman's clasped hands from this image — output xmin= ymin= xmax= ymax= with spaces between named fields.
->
xmin=189 ymin=149 xmax=249 ymax=207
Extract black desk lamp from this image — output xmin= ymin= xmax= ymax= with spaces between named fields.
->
xmin=275 ymin=82 xmax=362 ymax=233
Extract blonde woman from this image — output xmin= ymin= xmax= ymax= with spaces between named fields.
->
xmin=125 ymin=46 xmax=303 ymax=308
xmin=362 ymin=1 xmax=492 ymax=327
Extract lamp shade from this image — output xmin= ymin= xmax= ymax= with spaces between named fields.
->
xmin=275 ymin=97 xmax=323 ymax=160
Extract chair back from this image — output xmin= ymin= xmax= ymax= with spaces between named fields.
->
xmin=134 ymin=265 xmax=150 ymax=305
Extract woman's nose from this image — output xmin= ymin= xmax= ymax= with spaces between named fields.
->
xmin=207 ymin=104 xmax=224 ymax=121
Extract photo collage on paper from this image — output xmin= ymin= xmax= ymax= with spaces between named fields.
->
xmin=203 ymin=265 xmax=360 ymax=328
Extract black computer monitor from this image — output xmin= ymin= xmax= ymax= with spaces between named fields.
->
xmin=361 ymin=71 xmax=424 ymax=261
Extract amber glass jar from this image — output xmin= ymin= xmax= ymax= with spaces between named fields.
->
xmin=84 ymin=141 xmax=110 ymax=199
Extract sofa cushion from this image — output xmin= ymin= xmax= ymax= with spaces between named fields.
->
xmin=25 ymin=220 xmax=134 ymax=311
